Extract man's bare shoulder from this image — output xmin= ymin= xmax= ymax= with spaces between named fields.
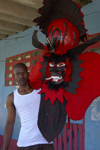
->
xmin=6 ymin=92 xmax=14 ymax=105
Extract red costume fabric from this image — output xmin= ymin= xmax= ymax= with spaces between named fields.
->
xmin=29 ymin=0 xmax=100 ymax=142
xmin=29 ymin=52 xmax=100 ymax=121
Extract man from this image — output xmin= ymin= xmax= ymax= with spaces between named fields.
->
xmin=3 ymin=63 xmax=53 ymax=150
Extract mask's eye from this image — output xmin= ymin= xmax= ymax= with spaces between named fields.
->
xmin=57 ymin=62 xmax=65 ymax=67
xmin=49 ymin=62 xmax=54 ymax=67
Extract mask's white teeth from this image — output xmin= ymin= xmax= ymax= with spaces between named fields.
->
xmin=45 ymin=76 xmax=62 ymax=81
xmin=45 ymin=77 xmax=52 ymax=80
xmin=52 ymin=76 xmax=62 ymax=79
xmin=53 ymin=78 xmax=58 ymax=82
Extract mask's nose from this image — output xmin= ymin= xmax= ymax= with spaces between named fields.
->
xmin=49 ymin=67 xmax=62 ymax=75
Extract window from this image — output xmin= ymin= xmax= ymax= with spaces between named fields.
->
xmin=14 ymin=56 xmax=21 ymax=61
xmin=5 ymin=49 xmax=43 ymax=86
xmin=32 ymin=59 xmax=39 ymax=66
xmin=32 ymin=50 xmax=41 ymax=56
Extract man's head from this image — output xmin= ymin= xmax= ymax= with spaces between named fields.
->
xmin=13 ymin=63 xmax=29 ymax=86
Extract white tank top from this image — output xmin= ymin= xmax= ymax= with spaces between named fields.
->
xmin=14 ymin=89 xmax=50 ymax=147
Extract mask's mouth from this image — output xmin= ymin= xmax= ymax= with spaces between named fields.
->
xmin=46 ymin=76 xmax=62 ymax=83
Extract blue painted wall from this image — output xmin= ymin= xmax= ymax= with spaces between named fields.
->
xmin=82 ymin=0 xmax=100 ymax=35
xmin=82 ymin=0 xmax=100 ymax=149
xmin=0 ymin=0 xmax=100 ymax=149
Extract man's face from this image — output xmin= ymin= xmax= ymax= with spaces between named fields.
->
xmin=14 ymin=66 xmax=29 ymax=86
xmin=49 ymin=61 xmax=66 ymax=84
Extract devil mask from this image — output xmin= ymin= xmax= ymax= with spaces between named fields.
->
xmin=45 ymin=53 xmax=72 ymax=90
xmin=48 ymin=61 xmax=66 ymax=84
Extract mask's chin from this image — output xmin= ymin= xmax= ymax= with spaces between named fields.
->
xmin=47 ymin=81 xmax=65 ymax=91
xmin=45 ymin=76 xmax=65 ymax=91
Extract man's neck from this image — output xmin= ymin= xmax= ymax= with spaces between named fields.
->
xmin=18 ymin=84 xmax=34 ymax=95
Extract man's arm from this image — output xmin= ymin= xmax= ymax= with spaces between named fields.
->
xmin=3 ymin=92 xmax=16 ymax=150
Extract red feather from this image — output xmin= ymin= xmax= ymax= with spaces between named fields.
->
xmin=44 ymin=89 xmax=57 ymax=105
xmin=56 ymin=89 xmax=64 ymax=104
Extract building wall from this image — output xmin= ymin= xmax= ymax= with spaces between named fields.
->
xmin=0 ymin=0 xmax=100 ymax=149
xmin=82 ymin=0 xmax=100 ymax=150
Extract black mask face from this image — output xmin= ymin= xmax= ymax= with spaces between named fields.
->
xmin=48 ymin=61 xmax=66 ymax=85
